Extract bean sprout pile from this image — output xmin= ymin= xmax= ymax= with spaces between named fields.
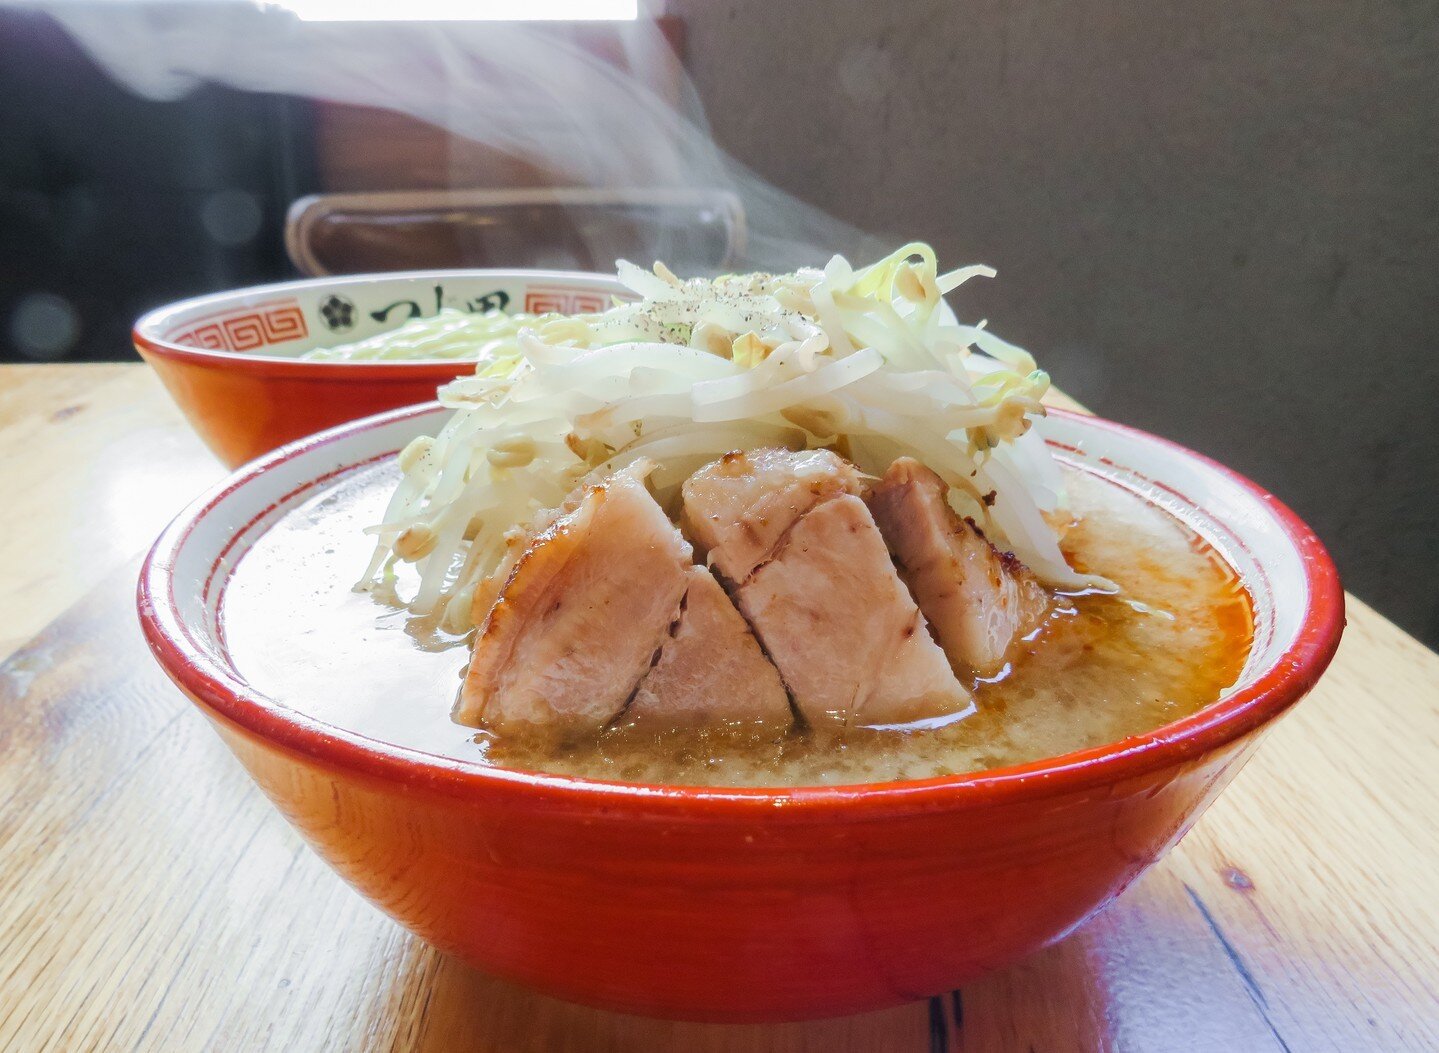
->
xmin=356 ymin=244 xmax=1104 ymax=631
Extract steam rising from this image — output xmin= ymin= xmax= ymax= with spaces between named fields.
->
xmin=40 ymin=3 xmax=882 ymax=273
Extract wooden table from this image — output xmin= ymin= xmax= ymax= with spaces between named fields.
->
xmin=1 ymin=363 xmax=1435 ymax=1052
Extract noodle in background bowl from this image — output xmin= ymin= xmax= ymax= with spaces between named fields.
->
xmin=133 ymin=270 xmax=625 ymax=468
xmin=137 ymin=402 xmax=1343 ymax=1022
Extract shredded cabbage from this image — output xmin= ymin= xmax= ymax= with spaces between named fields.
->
xmin=356 ymin=245 xmax=1109 ymax=630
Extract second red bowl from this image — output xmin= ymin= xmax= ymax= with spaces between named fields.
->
xmin=133 ymin=270 xmax=624 ymax=467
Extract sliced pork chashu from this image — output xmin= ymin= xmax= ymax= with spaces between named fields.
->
xmin=680 ymin=447 xmax=864 ymax=582
xmin=457 ymin=464 xmax=692 ymax=738
xmin=867 ymin=457 xmax=1050 ymax=678
xmin=622 ymin=566 xmax=792 ymax=732
xmin=681 ymin=449 xmax=973 ymax=729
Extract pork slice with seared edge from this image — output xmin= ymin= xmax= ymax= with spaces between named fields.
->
xmin=867 ymin=457 xmax=1050 ymax=678
xmin=621 ymin=565 xmax=793 ymax=732
xmin=457 ymin=463 xmax=692 ymax=739
xmin=681 ymin=449 xmax=973 ymax=728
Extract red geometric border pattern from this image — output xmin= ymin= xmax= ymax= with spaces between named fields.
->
xmin=173 ymin=302 xmax=308 ymax=352
xmin=524 ymin=287 xmax=609 ymax=315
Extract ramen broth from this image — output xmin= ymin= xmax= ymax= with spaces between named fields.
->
xmin=222 ymin=460 xmax=1252 ymax=787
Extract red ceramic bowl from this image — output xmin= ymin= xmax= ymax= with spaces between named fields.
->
xmin=137 ymin=403 xmax=1343 ymax=1022
xmin=133 ymin=270 xmax=624 ymax=468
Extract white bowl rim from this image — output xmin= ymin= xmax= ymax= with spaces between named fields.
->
xmin=132 ymin=268 xmax=627 ymax=371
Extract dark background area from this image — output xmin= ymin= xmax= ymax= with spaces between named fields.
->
xmin=0 ymin=11 xmax=309 ymax=364
xmin=1 ymin=4 xmax=1436 ymax=649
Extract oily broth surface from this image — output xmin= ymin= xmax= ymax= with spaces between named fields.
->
xmin=222 ymin=462 xmax=1252 ymax=787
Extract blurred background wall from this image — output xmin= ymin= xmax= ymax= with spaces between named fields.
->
xmin=669 ymin=0 xmax=1439 ymax=649
xmin=1 ymin=2 xmax=1436 ymax=648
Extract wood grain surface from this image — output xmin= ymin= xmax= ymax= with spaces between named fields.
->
xmin=0 ymin=364 xmax=1436 ymax=1052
